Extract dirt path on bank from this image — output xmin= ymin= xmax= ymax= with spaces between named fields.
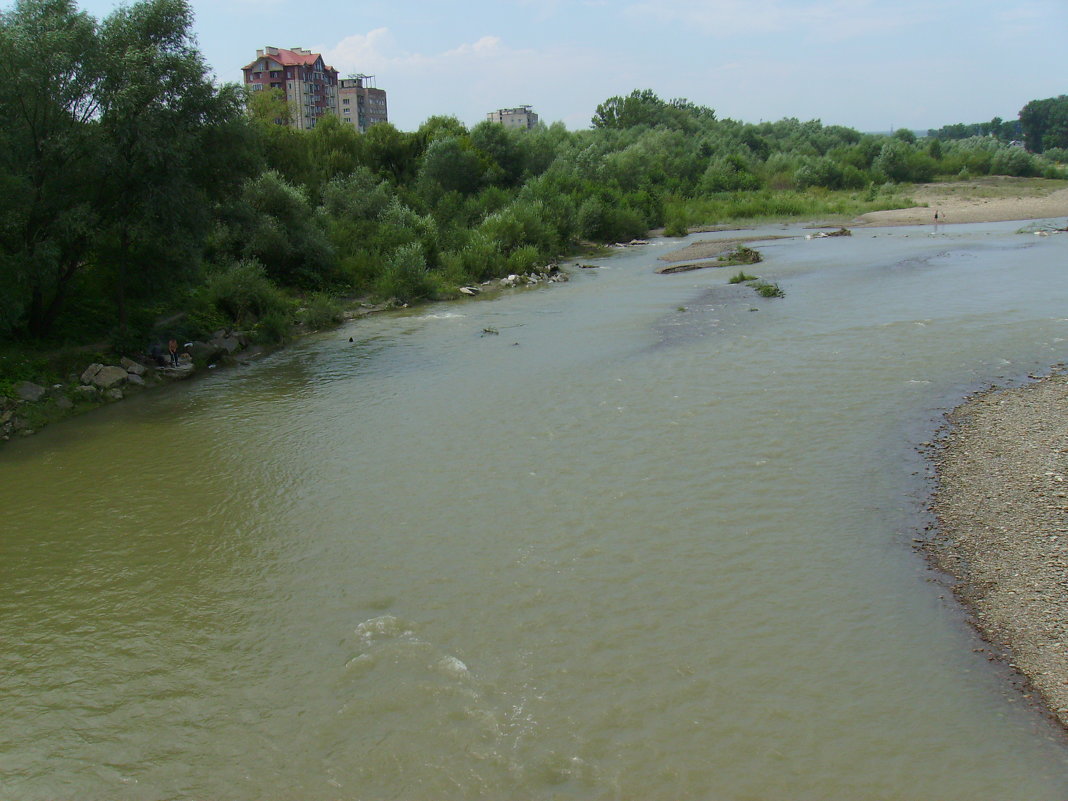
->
xmin=929 ymin=373 xmax=1068 ymax=728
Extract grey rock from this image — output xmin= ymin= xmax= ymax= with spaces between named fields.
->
xmin=185 ymin=341 xmax=225 ymax=365
xmin=126 ymin=373 xmax=145 ymax=387
xmin=80 ymin=363 xmax=104 ymax=384
xmin=104 ymin=388 xmax=124 ymax=401
xmin=90 ymin=365 xmax=128 ymax=389
xmin=74 ymin=385 xmax=98 ymax=398
xmin=54 ymin=395 xmax=74 ymax=410
xmin=120 ymin=356 xmax=146 ymax=376
xmin=14 ymin=381 xmax=47 ymax=402
xmin=210 ymin=336 xmax=243 ymax=355
xmin=0 ymin=410 xmax=12 ymax=424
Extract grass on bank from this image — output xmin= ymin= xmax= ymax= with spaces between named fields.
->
xmin=665 ymin=186 xmax=915 ymax=228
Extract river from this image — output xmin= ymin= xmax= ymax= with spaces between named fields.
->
xmin=3 ymin=220 xmax=1068 ymax=800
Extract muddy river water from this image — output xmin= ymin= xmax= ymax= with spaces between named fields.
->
xmin=3 ymin=221 xmax=1068 ymax=799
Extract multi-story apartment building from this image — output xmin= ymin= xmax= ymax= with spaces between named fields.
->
xmin=486 ymin=106 xmax=539 ymax=130
xmin=243 ymin=47 xmax=389 ymax=132
xmin=338 ymin=75 xmax=389 ymax=133
xmin=242 ymin=46 xmax=340 ymax=130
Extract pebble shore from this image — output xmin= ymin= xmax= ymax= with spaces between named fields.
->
xmin=928 ymin=372 xmax=1068 ymax=727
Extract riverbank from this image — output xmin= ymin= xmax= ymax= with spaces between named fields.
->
xmin=0 ymin=268 xmax=572 ymax=447
xmin=927 ymin=371 xmax=1068 ymax=729
xmin=856 ymin=176 xmax=1068 ymax=226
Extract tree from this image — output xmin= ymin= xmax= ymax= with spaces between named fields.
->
xmin=418 ymin=136 xmax=484 ymax=195
xmin=470 ymin=120 xmax=522 ymax=186
xmin=92 ymin=0 xmax=252 ymax=336
xmin=0 ymin=0 xmax=101 ymax=337
xmin=1019 ymin=95 xmax=1068 ymax=153
xmin=592 ymin=89 xmax=715 ymax=132
xmin=247 ymin=86 xmax=290 ymax=126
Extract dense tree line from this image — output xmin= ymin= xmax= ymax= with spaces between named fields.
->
xmin=1 ymin=0 xmax=1065 ymax=351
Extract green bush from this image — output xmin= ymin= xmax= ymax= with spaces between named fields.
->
xmin=255 ymin=310 xmax=292 ymax=344
xmin=506 ymin=245 xmax=543 ymax=274
xmin=719 ymin=245 xmax=762 ymax=265
xmin=663 ymin=212 xmax=689 ymax=237
xmin=205 ymin=259 xmax=292 ymax=326
xmin=748 ymin=279 xmax=785 ymax=298
xmin=299 ymin=292 xmax=344 ymax=330
xmin=375 ymin=242 xmax=435 ymax=303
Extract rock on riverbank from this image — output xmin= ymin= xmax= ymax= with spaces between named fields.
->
xmin=0 ymin=330 xmax=255 ymax=444
xmin=928 ymin=371 xmax=1068 ymax=727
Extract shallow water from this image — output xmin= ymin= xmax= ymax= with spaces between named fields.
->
xmin=3 ymin=221 xmax=1068 ymax=799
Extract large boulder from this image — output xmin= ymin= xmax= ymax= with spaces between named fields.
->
xmin=184 ymin=341 xmax=225 ymax=365
xmin=14 ymin=381 xmax=46 ymax=402
xmin=209 ymin=335 xmax=243 ymax=355
xmin=120 ymin=356 xmax=146 ymax=376
xmin=80 ymin=363 xmax=104 ymax=384
xmin=89 ymin=365 xmax=128 ymax=389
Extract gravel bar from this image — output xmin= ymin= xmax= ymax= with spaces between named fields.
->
xmin=928 ymin=371 xmax=1068 ymax=726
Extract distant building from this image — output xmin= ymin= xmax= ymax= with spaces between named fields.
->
xmin=486 ymin=105 xmax=539 ymax=130
xmin=242 ymin=47 xmax=338 ymax=130
xmin=338 ymin=75 xmax=389 ymax=132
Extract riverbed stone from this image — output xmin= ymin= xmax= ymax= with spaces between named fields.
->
xmin=80 ymin=363 xmax=104 ymax=384
xmin=73 ymin=385 xmax=98 ymax=398
xmin=126 ymin=373 xmax=145 ymax=387
xmin=104 ymin=388 xmax=123 ymax=401
xmin=90 ymin=365 xmax=128 ymax=389
xmin=120 ymin=357 xmax=146 ymax=376
xmin=185 ymin=341 xmax=225 ymax=365
xmin=210 ymin=335 xmax=243 ymax=355
xmin=54 ymin=395 xmax=74 ymax=410
xmin=14 ymin=381 xmax=47 ymax=402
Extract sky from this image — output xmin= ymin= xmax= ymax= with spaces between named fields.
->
xmin=57 ymin=0 xmax=1068 ymax=133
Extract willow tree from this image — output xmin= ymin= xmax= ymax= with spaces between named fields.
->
xmin=0 ymin=0 xmax=101 ymax=337
xmin=92 ymin=0 xmax=251 ymax=337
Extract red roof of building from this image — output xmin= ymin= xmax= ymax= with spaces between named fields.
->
xmin=242 ymin=48 xmax=336 ymax=73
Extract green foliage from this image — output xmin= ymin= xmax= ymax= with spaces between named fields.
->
xmin=204 ymin=259 xmax=291 ymax=326
xmin=728 ymin=271 xmax=757 ymax=283
xmin=299 ymin=292 xmax=344 ymax=329
xmin=990 ymin=148 xmax=1038 ymax=177
xmin=663 ymin=213 xmax=689 ymax=237
xmin=375 ymin=242 xmax=435 ymax=303
xmin=747 ymin=280 xmax=784 ymax=298
xmin=719 ymin=246 xmax=762 ymax=265
xmin=1020 ymin=96 xmax=1068 ymax=153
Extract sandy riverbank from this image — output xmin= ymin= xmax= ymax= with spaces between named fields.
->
xmin=928 ymin=372 xmax=1068 ymax=728
xmin=857 ymin=177 xmax=1068 ymax=226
